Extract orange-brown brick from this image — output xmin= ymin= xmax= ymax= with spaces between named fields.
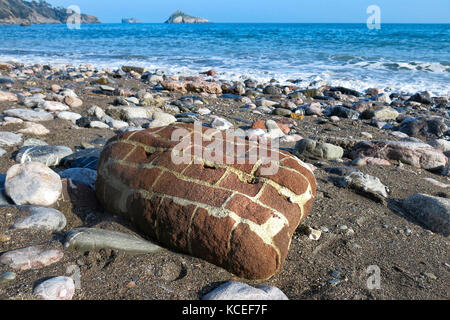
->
xmin=96 ymin=123 xmax=317 ymax=280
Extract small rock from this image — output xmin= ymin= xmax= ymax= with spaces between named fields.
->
xmin=33 ymin=276 xmax=75 ymax=300
xmin=11 ymin=206 xmax=66 ymax=231
xmin=5 ymin=162 xmax=62 ymax=206
xmin=0 ymin=246 xmax=63 ymax=271
xmin=211 ymin=117 xmax=233 ymax=130
xmin=64 ymin=228 xmax=162 ymax=254
xmin=202 ymin=281 xmax=288 ymax=300
xmin=3 ymin=109 xmax=53 ymax=122
xmin=0 ymin=132 xmax=22 ymax=147
xmin=18 ymin=122 xmax=50 ymax=136
xmin=403 ymin=194 xmax=450 ymax=236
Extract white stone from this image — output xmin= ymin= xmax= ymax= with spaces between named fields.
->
xmin=0 ymin=132 xmax=22 ymax=147
xmin=203 ymin=281 xmax=288 ymax=300
xmin=33 ymin=276 xmax=75 ymax=300
xmin=3 ymin=108 xmax=53 ymax=122
xmin=0 ymin=246 xmax=63 ymax=271
xmin=211 ymin=117 xmax=233 ymax=130
xmin=40 ymin=100 xmax=70 ymax=112
xmin=5 ymin=162 xmax=62 ymax=206
xmin=89 ymin=121 xmax=110 ymax=129
xmin=0 ymin=91 xmax=18 ymax=102
xmin=57 ymin=111 xmax=82 ymax=122
xmin=18 ymin=122 xmax=50 ymax=135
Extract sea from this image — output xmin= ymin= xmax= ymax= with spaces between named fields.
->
xmin=0 ymin=23 xmax=449 ymax=95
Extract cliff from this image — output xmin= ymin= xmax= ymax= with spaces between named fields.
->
xmin=165 ymin=10 xmax=209 ymax=24
xmin=0 ymin=0 xmax=100 ymax=25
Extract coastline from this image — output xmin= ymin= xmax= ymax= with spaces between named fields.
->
xmin=0 ymin=61 xmax=449 ymax=300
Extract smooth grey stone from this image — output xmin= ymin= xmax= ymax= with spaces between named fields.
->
xmin=11 ymin=206 xmax=66 ymax=231
xmin=64 ymin=228 xmax=162 ymax=254
xmin=3 ymin=109 xmax=53 ymax=122
xmin=22 ymin=138 xmax=49 ymax=147
xmin=0 ymin=132 xmax=22 ymax=147
xmin=403 ymin=194 xmax=450 ymax=236
xmin=202 ymin=281 xmax=288 ymax=300
xmin=0 ymin=148 xmax=6 ymax=157
xmin=15 ymin=145 xmax=73 ymax=166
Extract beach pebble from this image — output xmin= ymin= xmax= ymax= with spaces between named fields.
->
xmin=18 ymin=122 xmax=50 ymax=135
xmin=15 ymin=145 xmax=73 ymax=166
xmin=5 ymin=162 xmax=62 ymax=206
xmin=22 ymin=138 xmax=48 ymax=147
xmin=0 ymin=91 xmax=18 ymax=102
xmin=11 ymin=206 xmax=66 ymax=231
xmin=64 ymin=228 xmax=162 ymax=254
xmin=3 ymin=108 xmax=53 ymax=122
xmin=57 ymin=111 xmax=82 ymax=122
xmin=64 ymin=96 xmax=83 ymax=108
xmin=0 ymin=132 xmax=22 ymax=147
xmin=149 ymin=112 xmax=177 ymax=128
xmin=89 ymin=120 xmax=110 ymax=129
xmin=211 ymin=117 xmax=233 ymax=130
xmin=202 ymin=281 xmax=288 ymax=300
xmin=0 ymin=246 xmax=63 ymax=271
xmin=2 ymin=117 xmax=24 ymax=125
xmin=403 ymin=194 xmax=450 ymax=236
xmin=33 ymin=276 xmax=75 ymax=300
xmin=40 ymin=100 xmax=70 ymax=112
xmin=59 ymin=168 xmax=97 ymax=188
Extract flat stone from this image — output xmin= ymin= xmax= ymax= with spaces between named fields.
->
xmin=22 ymin=138 xmax=48 ymax=147
xmin=17 ymin=122 xmax=50 ymax=135
xmin=33 ymin=276 xmax=75 ymax=300
xmin=0 ymin=91 xmax=18 ymax=102
xmin=64 ymin=228 xmax=162 ymax=254
xmin=5 ymin=162 xmax=62 ymax=206
xmin=0 ymin=246 xmax=63 ymax=271
xmin=202 ymin=281 xmax=289 ymax=300
xmin=341 ymin=171 xmax=389 ymax=202
xmin=15 ymin=145 xmax=73 ymax=166
xmin=296 ymin=139 xmax=344 ymax=160
xmin=403 ymin=194 xmax=450 ymax=236
xmin=3 ymin=109 xmax=53 ymax=122
xmin=89 ymin=121 xmax=110 ymax=129
xmin=61 ymin=148 xmax=101 ymax=170
xmin=57 ymin=111 xmax=82 ymax=122
xmin=211 ymin=117 xmax=233 ymax=130
xmin=351 ymin=140 xmax=447 ymax=171
xmin=11 ymin=206 xmax=67 ymax=231
xmin=59 ymin=168 xmax=97 ymax=188
xmin=0 ymin=132 xmax=22 ymax=147
xmin=39 ymin=101 xmax=70 ymax=112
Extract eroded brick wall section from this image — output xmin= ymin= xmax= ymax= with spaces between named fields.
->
xmin=96 ymin=123 xmax=317 ymax=280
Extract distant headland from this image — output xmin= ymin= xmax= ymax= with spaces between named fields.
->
xmin=0 ymin=0 xmax=100 ymax=25
xmin=164 ymin=10 xmax=210 ymax=24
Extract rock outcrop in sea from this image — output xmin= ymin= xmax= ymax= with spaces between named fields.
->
xmin=0 ymin=0 xmax=100 ymax=25
xmin=164 ymin=10 xmax=209 ymax=24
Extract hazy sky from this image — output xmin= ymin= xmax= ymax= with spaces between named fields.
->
xmin=47 ymin=0 xmax=450 ymax=23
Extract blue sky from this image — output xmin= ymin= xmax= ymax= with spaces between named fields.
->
xmin=47 ymin=0 xmax=450 ymax=23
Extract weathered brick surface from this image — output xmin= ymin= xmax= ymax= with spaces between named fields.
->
xmin=96 ymin=123 xmax=317 ymax=280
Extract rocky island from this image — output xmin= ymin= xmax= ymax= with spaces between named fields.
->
xmin=122 ymin=18 xmax=141 ymax=24
xmin=0 ymin=0 xmax=100 ymax=25
xmin=165 ymin=10 xmax=209 ymax=24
